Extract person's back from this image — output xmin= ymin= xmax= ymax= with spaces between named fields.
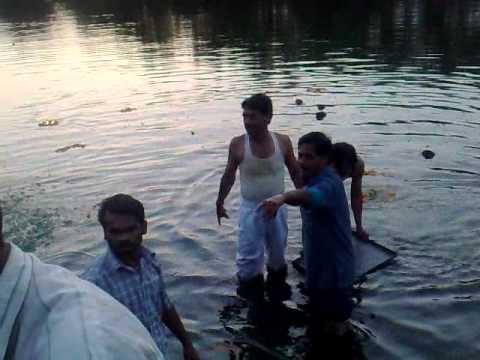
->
xmin=301 ymin=166 xmax=354 ymax=291
xmin=1 ymin=243 xmax=164 ymax=360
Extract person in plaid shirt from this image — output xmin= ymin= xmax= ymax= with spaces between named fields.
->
xmin=82 ymin=194 xmax=199 ymax=360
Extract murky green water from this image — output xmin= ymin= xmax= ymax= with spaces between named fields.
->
xmin=1 ymin=0 xmax=480 ymax=358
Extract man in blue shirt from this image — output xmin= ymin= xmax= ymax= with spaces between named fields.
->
xmin=81 ymin=194 xmax=199 ymax=360
xmin=258 ymin=132 xmax=355 ymax=337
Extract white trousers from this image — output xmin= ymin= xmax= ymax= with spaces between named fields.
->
xmin=236 ymin=199 xmax=288 ymax=281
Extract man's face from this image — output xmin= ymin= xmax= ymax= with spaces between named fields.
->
xmin=102 ymin=211 xmax=146 ymax=257
xmin=298 ymin=143 xmax=328 ymax=181
xmin=242 ymin=108 xmax=270 ymax=136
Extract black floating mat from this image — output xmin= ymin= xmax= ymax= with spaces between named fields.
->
xmin=292 ymin=235 xmax=397 ymax=283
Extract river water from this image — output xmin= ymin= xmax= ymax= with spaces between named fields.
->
xmin=1 ymin=0 xmax=479 ymax=358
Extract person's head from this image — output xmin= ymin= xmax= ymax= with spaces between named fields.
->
xmin=330 ymin=142 xmax=358 ymax=179
xmin=298 ymin=132 xmax=332 ymax=180
xmin=98 ymin=194 xmax=147 ymax=257
xmin=241 ymin=93 xmax=273 ymax=137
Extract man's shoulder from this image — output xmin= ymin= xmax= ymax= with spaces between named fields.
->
xmin=230 ymin=134 xmax=245 ymax=148
xmin=272 ymin=132 xmax=292 ymax=146
xmin=309 ymin=169 xmax=342 ymax=192
xmin=272 ymin=132 xmax=290 ymax=140
xmin=229 ymin=135 xmax=245 ymax=162
xmin=28 ymin=257 xmax=165 ymax=360
xmin=80 ymin=252 xmax=109 ymax=283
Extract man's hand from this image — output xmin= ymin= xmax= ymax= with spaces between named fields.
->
xmin=355 ymin=226 xmax=370 ymax=241
xmin=183 ymin=342 xmax=200 ymax=360
xmin=216 ymin=201 xmax=229 ymax=225
xmin=257 ymin=194 xmax=285 ymax=218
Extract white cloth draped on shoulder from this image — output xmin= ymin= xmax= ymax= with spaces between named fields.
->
xmin=0 ymin=243 xmax=165 ymax=360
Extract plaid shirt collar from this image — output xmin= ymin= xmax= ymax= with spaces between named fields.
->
xmin=103 ymin=246 xmax=155 ymax=274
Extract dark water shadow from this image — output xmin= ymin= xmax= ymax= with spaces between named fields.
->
xmin=219 ymin=293 xmax=367 ymax=359
xmin=2 ymin=0 xmax=480 ymax=75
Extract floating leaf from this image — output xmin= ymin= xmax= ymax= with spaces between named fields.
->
xmin=38 ymin=118 xmax=59 ymax=127
xmin=55 ymin=144 xmax=86 ymax=153
xmin=120 ymin=107 xmax=136 ymax=113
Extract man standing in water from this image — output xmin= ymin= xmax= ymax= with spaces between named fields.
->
xmin=216 ymin=93 xmax=302 ymax=302
xmin=82 ymin=194 xmax=199 ymax=360
xmin=0 ymin=206 xmax=165 ymax=360
xmin=259 ymin=132 xmax=355 ymax=340
xmin=332 ymin=142 xmax=369 ymax=240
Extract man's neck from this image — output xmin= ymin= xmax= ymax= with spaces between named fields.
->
xmin=0 ymin=241 xmax=11 ymax=274
xmin=249 ymin=130 xmax=270 ymax=143
xmin=308 ymin=166 xmax=329 ymax=181
xmin=116 ymin=248 xmax=142 ymax=268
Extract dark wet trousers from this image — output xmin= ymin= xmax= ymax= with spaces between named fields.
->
xmin=236 ymin=266 xmax=291 ymax=303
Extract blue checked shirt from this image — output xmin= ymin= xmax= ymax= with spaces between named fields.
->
xmin=81 ymin=246 xmax=173 ymax=354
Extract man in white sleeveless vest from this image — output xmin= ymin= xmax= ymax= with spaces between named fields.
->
xmin=0 ymin=206 xmax=165 ymax=360
xmin=216 ymin=94 xmax=302 ymax=302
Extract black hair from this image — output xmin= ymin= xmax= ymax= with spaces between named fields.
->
xmin=241 ymin=93 xmax=273 ymax=117
xmin=331 ymin=142 xmax=358 ymax=178
xmin=98 ymin=194 xmax=145 ymax=227
xmin=298 ymin=132 xmax=332 ymax=157
xmin=0 ymin=206 xmax=2 ymax=235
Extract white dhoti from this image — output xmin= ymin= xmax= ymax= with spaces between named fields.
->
xmin=236 ymin=199 xmax=288 ymax=280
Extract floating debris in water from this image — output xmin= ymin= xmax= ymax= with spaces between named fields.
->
xmin=120 ymin=106 xmax=136 ymax=113
xmin=307 ymin=86 xmax=324 ymax=93
xmin=55 ymin=144 xmax=86 ymax=153
xmin=316 ymin=111 xmax=327 ymax=121
xmin=422 ymin=149 xmax=435 ymax=159
xmin=1 ymin=192 xmax=59 ymax=252
xmin=295 ymin=98 xmax=303 ymax=105
xmin=364 ymin=169 xmax=378 ymax=176
xmin=362 ymin=188 xmax=396 ymax=202
xmin=191 ymin=131 xmax=195 ymax=135
xmin=38 ymin=118 xmax=59 ymax=127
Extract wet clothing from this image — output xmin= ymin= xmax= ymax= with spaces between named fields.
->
xmin=308 ymin=288 xmax=354 ymax=322
xmin=236 ymin=132 xmax=288 ymax=281
xmin=0 ymin=243 xmax=164 ymax=360
xmin=301 ymin=166 xmax=354 ymax=290
xmin=236 ymin=199 xmax=288 ymax=280
xmin=82 ymin=246 xmax=173 ymax=355
xmin=239 ymin=133 xmax=285 ymax=203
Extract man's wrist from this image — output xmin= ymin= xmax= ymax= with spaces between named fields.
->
xmin=216 ymin=199 xmax=224 ymax=206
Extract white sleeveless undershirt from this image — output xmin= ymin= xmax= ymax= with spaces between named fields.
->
xmin=239 ymin=132 xmax=285 ymax=203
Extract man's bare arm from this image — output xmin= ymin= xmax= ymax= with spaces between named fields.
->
xmin=281 ymin=135 xmax=303 ymax=189
xmin=258 ymin=190 xmax=312 ymax=218
xmin=162 ymin=307 xmax=199 ymax=360
xmin=351 ymin=158 xmax=369 ymax=239
xmin=216 ymin=139 xmax=241 ymax=225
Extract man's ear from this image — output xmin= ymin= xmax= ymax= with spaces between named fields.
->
xmin=141 ymin=221 xmax=148 ymax=235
